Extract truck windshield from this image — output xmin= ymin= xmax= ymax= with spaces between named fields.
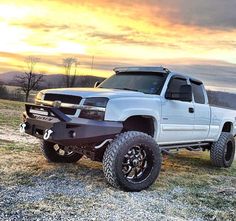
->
xmin=99 ymin=72 xmax=167 ymax=94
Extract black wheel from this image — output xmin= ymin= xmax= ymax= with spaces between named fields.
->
xmin=40 ymin=140 xmax=83 ymax=163
xmin=102 ymin=131 xmax=162 ymax=191
xmin=210 ymin=132 xmax=235 ymax=168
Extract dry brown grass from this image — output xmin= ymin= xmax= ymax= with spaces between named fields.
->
xmin=0 ymin=99 xmax=235 ymax=220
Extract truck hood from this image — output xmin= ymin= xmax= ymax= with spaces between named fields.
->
xmin=41 ymin=87 xmax=149 ymax=99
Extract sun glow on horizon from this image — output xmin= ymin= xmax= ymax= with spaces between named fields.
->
xmin=0 ymin=0 xmax=235 ymax=91
xmin=56 ymin=41 xmax=86 ymax=55
xmin=0 ymin=4 xmax=31 ymax=20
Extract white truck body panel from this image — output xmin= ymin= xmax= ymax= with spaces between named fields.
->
xmin=39 ymin=70 xmax=236 ymax=145
xmin=159 ymin=98 xmax=195 ymax=143
xmin=209 ymin=106 xmax=236 ymax=140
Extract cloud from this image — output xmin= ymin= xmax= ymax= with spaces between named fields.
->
xmin=0 ymin=50 xmax=236 ymax=93
xmin=0 ymin=0 xmax=235 ymax=92
xmin=0 ymin=51 xmax=26 ymax=61
xmin=145 ymin=0 xmax=236 ymax=30
xmin=11 ymin=21 xmax=70 ymax=31
xmin=77 ymin=56 xmax=236 ymax=92
xmin=165 ymin=62 xmax=236 ymax=91
xmin=86 ymin=31 xmax=181 ymax=49
xmin=56 ymin=0 xmax=236 ymax=30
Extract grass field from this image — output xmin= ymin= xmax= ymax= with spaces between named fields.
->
xmin=0 ymin=99 xmax=235 ymax=220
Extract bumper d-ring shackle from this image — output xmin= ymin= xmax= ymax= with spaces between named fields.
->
xmin=43 ymin=129 xmax=54 ymax=140
xmin=20 ymin=123 xmax=27 ymax=134
xmin=20 ymin=122 xmax=53 ymax=140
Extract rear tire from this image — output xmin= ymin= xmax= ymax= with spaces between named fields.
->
xmin=102 ymin=131 xmax=162 ymax=191
xmin=210 ymin=132 xmax=235 ymax=168
xmin=40 ymin=140 xmax=83 ymax=163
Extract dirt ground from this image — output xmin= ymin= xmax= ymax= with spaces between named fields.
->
xmin=0 ymin=99 xmax=235 ymax=221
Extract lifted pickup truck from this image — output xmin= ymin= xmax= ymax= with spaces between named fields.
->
xmin=20 ymin=66 xmax=236 ymax=191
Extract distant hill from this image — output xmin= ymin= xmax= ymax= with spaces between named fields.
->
xmin=0 ymin=72 xmax=235 ymax=110
xmin=0 ymin=71 xmax=22 ymax=83
xmin=0 ymin=72 xmax=105 ymax=88
xmin=207 ymin=90 xmax=236 ymax=110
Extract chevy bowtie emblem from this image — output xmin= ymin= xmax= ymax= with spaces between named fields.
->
xmin=53 ymin=100 xmax=62 ymax=108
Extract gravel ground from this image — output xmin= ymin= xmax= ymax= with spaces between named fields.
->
xmin=0 ymin=171 xmax=192 ymax=221
xmin=0 ymin=128 xmax=236 ymax=221
xmin=0 ymin=126 xmax=38 ymax=144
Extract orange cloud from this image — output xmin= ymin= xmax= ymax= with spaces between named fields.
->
xmin=0 ymin=0 xmax=235 ymax=91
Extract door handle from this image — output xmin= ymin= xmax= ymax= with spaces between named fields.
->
xmin=189 ymin=107 xmax=194 ymax=113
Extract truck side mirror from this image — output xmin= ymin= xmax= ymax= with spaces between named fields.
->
xmin=166 ymin=85 xmax=192 ymax=102
xmin=94 ymin=81 xmax=101 ymax=88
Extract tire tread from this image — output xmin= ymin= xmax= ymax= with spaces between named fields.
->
xmin=103 ymin=131 xmax=161 ymax=190
xmin=210 ymin=132 xmax=235 ymax=168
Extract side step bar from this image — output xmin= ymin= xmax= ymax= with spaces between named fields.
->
xmin=160 ymin=142 xmax=210 ymax=155
xmin=160 ymin=142 xmax=210 ymax=150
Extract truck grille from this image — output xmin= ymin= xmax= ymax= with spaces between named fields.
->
xmin=44 ymin=93 xmax=82 ymax=115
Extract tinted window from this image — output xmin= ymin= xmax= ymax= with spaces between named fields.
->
xmin=166 ymin=77 xmax=188 ymax=97
xmin=191 ymin=81 xmax=205 ymax=104
xmin=99 ymin=72 xmax=167 ymax=94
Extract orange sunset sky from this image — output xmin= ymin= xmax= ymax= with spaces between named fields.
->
xmin=0 ymin=0 xmax=236 ymax=92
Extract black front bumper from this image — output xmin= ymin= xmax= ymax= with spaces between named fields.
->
xmin=23 ymin=104 xmax=123 ymax=146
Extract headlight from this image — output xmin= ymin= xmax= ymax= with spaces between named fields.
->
xmin=83 ymin=97 xmax=109 ymax=107
xmin=79 ymin=109 xmax=105 ymax=121
xmin=79 ymin=97 xmax=109 ymax=121
xmin=35 ymin=91 xmax=44 ymax=104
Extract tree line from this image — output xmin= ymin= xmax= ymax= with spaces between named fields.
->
xmin=0 ymin=55 xmax=105 ymax=102
xmin=14 ymin=56 xmax=96 ymax=102
xmin=1 ymin=56 xmax=236 ymax=110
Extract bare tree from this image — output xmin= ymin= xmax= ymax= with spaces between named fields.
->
xmin=16 ymin=56 xmax=43 ymax=102
xmin=63 ymin=57 xmax=79 ymax=87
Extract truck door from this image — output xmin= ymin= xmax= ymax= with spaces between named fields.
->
xmin=190 ymin=80 xmax=211 ymax=140
xmin=159 ymin=76 xmax=195 ymax=144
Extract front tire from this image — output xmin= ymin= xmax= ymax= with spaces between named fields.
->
xmin=102 ymin=131 xmax=162 ymax=191
xmin=40 ymin=140 xmax=83 ymax=163
xmin=210 ymin=132 xmax=235 ymax=168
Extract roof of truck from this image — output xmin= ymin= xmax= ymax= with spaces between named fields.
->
xmin=113 ymin=66 xmax=203 ymax=84
xmin=113 ymin=66 xmax=170 ymax=74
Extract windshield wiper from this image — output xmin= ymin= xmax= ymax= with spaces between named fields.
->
xmin=113 ymin=87 xmax=140 ymax=92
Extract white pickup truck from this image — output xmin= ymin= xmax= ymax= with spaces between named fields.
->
xmin=21 ymin=66 xmax=236 ymax=191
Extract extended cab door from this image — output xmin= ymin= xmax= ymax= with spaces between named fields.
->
xmin=190 ymin=80 xmax=211 ymax=140
xmin=159 ymin=76 xmax=195 ymax=144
